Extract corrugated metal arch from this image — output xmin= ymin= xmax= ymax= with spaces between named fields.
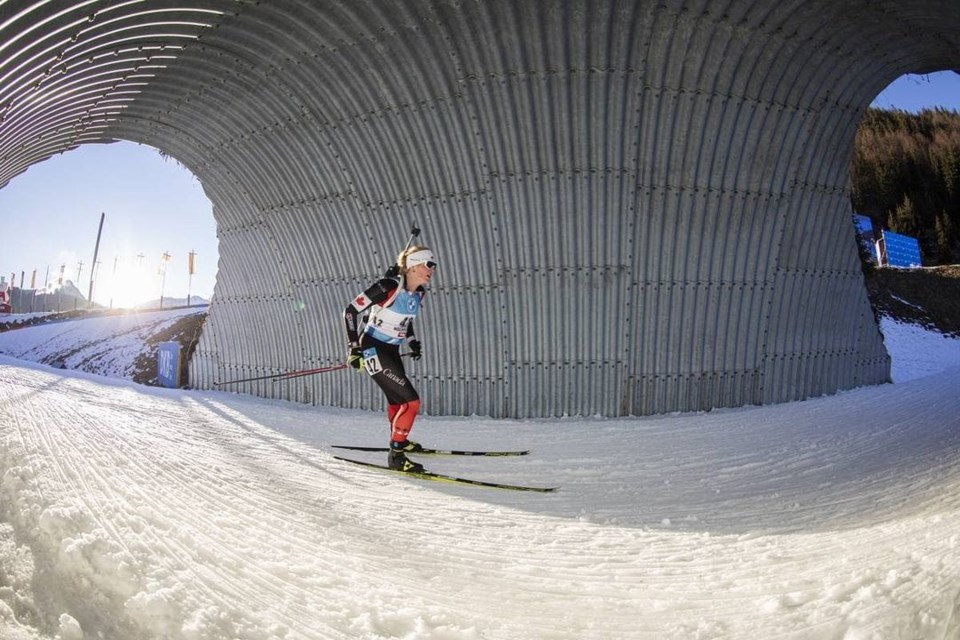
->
xmin=2 ymin=0 xmax=957 ymax=417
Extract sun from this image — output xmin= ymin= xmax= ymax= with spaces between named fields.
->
xmin=100 ymin=262 xmax=155 ymax=309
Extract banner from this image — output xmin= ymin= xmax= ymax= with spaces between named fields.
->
xmin=157 ymin=341 xmax=182 ymax=388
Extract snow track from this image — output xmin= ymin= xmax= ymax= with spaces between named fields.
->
xmin=2 ymin=357 xmax=960 ymax=639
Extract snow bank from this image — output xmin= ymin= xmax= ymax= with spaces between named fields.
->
xmin=880 ymin=316 xmax=960 ymax=382
xmin=0 ymin=307 xmax=203 ymax=378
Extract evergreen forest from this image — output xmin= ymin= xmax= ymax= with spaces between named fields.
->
xmin=850 ymin=107 xmax=960 ymax=265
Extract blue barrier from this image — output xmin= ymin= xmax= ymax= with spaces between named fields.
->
xmin=882 ymin=230 xmax=922 ymax=268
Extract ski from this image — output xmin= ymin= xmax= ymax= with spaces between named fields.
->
xmin=332 ymin=444 xmax=529 ymax=457
xmin=332 ymin=456 xmax=557 ymax=493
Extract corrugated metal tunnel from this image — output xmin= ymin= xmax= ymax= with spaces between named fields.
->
xmin=2 ymin=1 xmax=958 ymax=417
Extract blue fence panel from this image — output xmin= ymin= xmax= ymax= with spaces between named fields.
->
xmin=883 ymin=230 xmax=922 ymax=268
xmin=853 ymin=214 xmax=873 ymax=235
xmin=852 ymin=214 xmax=877 ymax=264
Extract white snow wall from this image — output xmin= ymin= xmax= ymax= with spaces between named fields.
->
xmin=2 ymin=1 xmax=957 ymax=417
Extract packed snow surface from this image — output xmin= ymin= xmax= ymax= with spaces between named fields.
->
xmin=1 ymin=310 xmax=959 ymax=639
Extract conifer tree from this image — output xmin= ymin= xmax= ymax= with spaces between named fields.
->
xmin=851 ymin=107 xmax=960 ymax=265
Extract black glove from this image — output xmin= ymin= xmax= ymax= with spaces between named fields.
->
xmin=347 ymin=346 xmax=364 ymax=370
xmin=408 ymin=340 xmax=422 ymax=361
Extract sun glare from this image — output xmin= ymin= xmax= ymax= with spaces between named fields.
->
xmin=99 ymin=259 xmax=155 ymax=309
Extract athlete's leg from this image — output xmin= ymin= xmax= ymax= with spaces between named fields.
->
xmin=360 ymin=338 xmax=420 ymax=443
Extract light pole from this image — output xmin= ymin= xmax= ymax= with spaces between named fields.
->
xmin=88 ymin=212 xmax=105 ymax=309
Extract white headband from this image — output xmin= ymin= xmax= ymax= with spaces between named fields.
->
xmin=406 ymin=249 xmax=436 ymax=269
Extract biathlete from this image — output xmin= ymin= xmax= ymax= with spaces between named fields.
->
xmin=343 ymin=245 xmax=437 ymax=472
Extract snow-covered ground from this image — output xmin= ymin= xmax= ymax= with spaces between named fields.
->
xmin=0 ymin=307 xmax=203 ymax=380
xmin=1 ymin=310 xmax=959 ymax=639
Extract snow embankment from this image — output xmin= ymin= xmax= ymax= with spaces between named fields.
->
xmin=0 ymin=307 xmax=203 ymax=379
xmin=880 ymin=316 xmax=960 ymax=382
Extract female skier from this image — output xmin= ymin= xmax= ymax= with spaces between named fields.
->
xmin=343 ymin=245 xmax=437 ymax=472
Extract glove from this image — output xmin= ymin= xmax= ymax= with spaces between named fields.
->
xmin=347 ymin=346 xmax=364 ymax=371
xmin=408 ymin=340 xmax=422 ymax=361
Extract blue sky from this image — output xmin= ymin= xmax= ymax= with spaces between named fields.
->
xmin=0 ymin=143 xmax=216 ymax=307
xmin=0 ymin=71 xmax=957 ymax=308
xmin=872 ymin=71 xmax=960 ymax=112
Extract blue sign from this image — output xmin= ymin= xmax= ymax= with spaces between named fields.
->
xmin=883 ymin=230 xmax=922 ymax=268
xmin=157 ymin=341 xmax=181 ymax=388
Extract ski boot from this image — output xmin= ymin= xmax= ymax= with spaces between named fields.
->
xmin=387 ymin=450 xmax=424 ymax=473
xmin=389 ymin=439 xmax=423 ymax=453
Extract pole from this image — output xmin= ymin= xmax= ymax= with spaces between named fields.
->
xmin=159 ymin=252 xmax=170 ymax=308
xmin=110 ymin=256 xmax=118 ymax=309
xmin=187 ymin=250 xmax=195 ymax=305
xmin=92 ymin=260 xmax=101 ymax=304
xmin=58 ymin=264 xmax=65 ymax=312
xmin=213 ymin=352 xmax=414 ymax=386
xmin=88 ymin=212 xmax=105 ymax=308
xmin=213 ymin=363 xmax=349 ymax=386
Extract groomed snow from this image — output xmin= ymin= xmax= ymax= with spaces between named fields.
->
xmin=1 ymin=310 xmax=959 ymax=639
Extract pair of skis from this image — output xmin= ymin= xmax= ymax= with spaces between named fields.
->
xmin=331 ymin=445 xmax=557 ymax=493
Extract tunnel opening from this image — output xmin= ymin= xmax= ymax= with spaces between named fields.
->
xmin=0 ymin=140 xmax=216 ymax=312
xmin=850 ymin=70 xmax=960 ymax=270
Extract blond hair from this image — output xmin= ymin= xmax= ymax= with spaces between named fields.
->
xmin=396 ymin=244 xmax=430 ymax=276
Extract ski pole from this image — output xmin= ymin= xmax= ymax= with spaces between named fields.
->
xmin=213 ymin=353 xmax=415 ymax=386
xmin=213 ymin=363 xmax=349 ymax=386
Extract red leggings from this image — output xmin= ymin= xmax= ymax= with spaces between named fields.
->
xmin=387 ymin=400 xmax=420 ymax=442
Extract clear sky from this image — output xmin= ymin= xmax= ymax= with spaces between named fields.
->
xmin=871 ymin=70 xmax=960 ymax=113
xmin=0 ymin=142 xmax=216 ymax=308
xmin=0 ymin=71 xmax=957 ymax=309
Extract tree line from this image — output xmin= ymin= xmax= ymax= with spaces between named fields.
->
xmin=850 ymin=106 xmax=960 ymax=265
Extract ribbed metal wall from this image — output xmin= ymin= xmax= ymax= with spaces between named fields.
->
xmin=2 ymin=1 xmax=956 ymax=417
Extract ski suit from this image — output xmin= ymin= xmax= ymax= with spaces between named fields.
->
xmin=343 ymin=277 xmax=425 ymax=443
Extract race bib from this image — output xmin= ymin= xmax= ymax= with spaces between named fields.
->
xmin=362 ymin=347 xmax=382 ymax=375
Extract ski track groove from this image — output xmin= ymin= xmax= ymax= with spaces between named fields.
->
xmin=3 ymin=374 xmax=349 ymax=636
xmin=2 ymin=361 xmax=960 ymax=638
xmin=23 ymin=385 xmax=278 ymax=631
xmin=57 ymin=389 xmax=370 ymax=637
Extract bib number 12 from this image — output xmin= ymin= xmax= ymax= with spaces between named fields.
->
xmin=362 ymin=347 xmax=383 ymax=375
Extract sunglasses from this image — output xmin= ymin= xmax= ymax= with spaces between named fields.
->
xmin=425 ymin=261 xmax=437 ymax=269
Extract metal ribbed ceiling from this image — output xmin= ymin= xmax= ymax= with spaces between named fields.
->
xmin=2 ymin=1 xmax=958 ymax=417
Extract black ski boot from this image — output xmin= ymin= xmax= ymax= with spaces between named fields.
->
xmin=387 ymin=450 xmax=424 ymax=473
xmin=389 ymin=439 xmax=423 ymax=453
